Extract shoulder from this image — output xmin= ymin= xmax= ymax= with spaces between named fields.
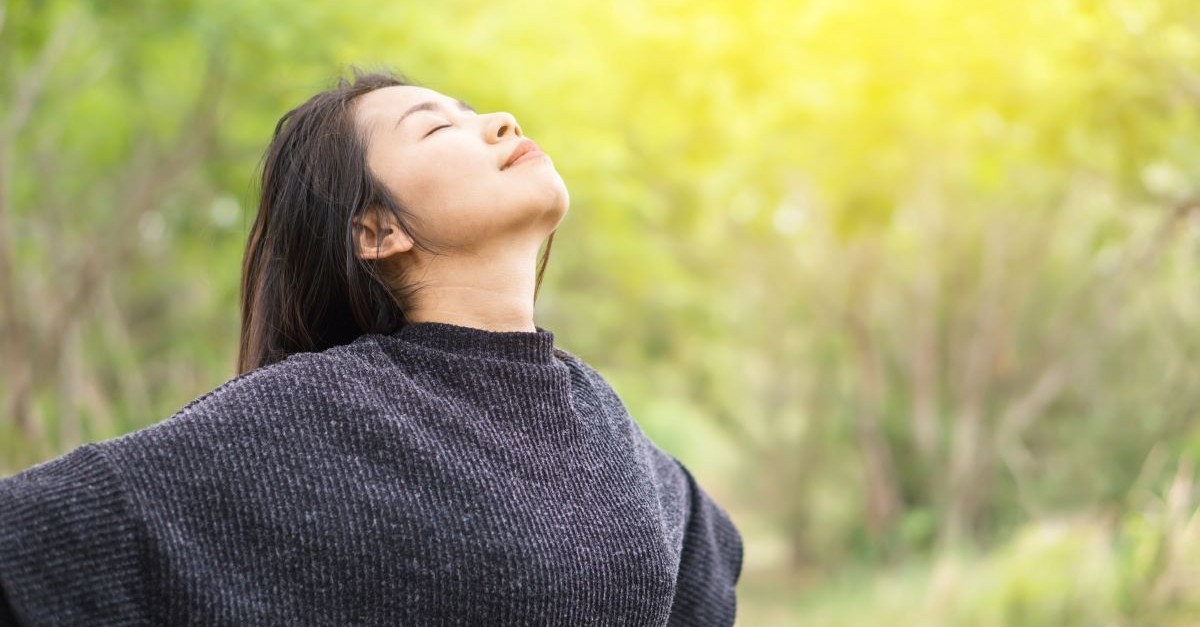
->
xmin=72 ymin=334 xmax=424 ymax=512
xmin=132 ymin=334 xmax=407 ymax=433
xmin=553 ymin=347 xmax=627 ymax=405
xmin=63 ymin=335 xmax=425 ymax=482
xmin=552 ymin=347 xmax=684 ymax=469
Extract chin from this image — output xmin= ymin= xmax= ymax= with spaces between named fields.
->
xmin=499 ymin=177 xmax=569 ymax=233
xmin=544 ymin=184 xmax=569 ymax=227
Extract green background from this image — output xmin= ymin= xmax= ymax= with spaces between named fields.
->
xmin=3 ymin=0 xmax=1200 ymax=623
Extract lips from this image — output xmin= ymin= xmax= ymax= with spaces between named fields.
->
xmin=502 ymin=139 xmax=542 ymax=169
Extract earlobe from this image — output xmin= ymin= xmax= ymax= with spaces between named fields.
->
xmin=353 ymin=209 xmax=414 ymax=260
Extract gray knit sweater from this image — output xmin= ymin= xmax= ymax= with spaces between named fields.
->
xmin=0 ymin=322 xmax=743 ymax=626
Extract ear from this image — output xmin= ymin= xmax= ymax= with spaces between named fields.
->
xmin=353 ymin=207 xmax=414 ymax=260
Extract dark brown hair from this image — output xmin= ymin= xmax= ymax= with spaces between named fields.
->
xmin=238 ymin=68 xmax=556 ymax=373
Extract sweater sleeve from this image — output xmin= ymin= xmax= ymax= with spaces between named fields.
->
xmin=554 ymin=349 xmax=745 ymax=625
xmin=666 ymin=457 xmax=745 ymax=627
xmin=0 ymin=444 xmax=149 ymax=626
xmin=0 ymin=582 xmax=17 ymax=627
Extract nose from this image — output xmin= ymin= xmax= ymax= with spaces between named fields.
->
xmin=484 ymin=111 xmax=522 ymax=143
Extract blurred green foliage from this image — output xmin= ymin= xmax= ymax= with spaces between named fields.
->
xmin=3 ymin=0 xmax=1200 ymax=624
xmin=744 ymin=458 xmax=1200 ymax=625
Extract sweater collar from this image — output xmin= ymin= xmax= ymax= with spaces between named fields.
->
xmin=393 ymin=321 xmax=557 ymax=365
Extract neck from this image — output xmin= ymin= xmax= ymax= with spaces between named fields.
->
xmin=398 ymin=236 xmax=543 ymax=333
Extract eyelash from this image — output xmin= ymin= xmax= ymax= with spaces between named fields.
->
xmin=426 ymin=124 xmax=451 ymax=137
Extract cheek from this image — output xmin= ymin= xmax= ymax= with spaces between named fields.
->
xmin=402 ymin=146 xmax=496 ymax=205
xmin=380 ymin=151 xmax=455 ymax=209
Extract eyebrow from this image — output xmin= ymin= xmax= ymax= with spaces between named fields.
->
xmin=394 ymin=99 xmax=477 ymax=130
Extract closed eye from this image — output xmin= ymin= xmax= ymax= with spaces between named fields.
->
xmin=425 ymin=124 xmax=452 ymax=137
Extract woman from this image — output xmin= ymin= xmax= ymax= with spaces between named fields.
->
xmin=0 ymin=69 xmax=743 ymax=626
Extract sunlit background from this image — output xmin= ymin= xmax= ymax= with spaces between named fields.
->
xmin=4 ymin=0 xmax=1200 ymax=624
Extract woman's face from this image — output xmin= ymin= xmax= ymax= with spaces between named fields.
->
xmin=353 ymin=85 xmax=569 ymax=253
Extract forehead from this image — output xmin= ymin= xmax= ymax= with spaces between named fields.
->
xmin=354 ymin=85 xmax=453 ymax=129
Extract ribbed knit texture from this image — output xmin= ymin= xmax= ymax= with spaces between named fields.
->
xmin=0 ymin=322 xmax=743 ymax=626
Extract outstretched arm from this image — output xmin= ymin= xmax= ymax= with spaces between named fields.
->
xmin=666 ymin=459 xmax=745 ymax=627
xmin=0 ymin=445 xmax=148 ymax=626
